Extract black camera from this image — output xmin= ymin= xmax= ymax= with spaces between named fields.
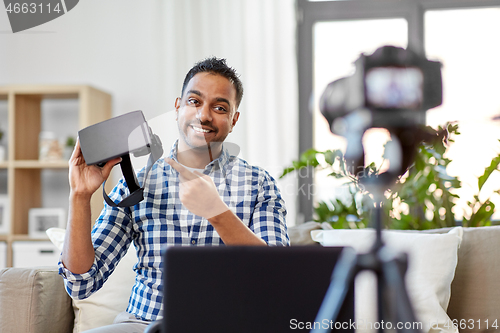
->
xmin=319 ymin=46 xmax=443 ymax=179
xmin=320 ymin=45 xmax=442 ymax=129
xmin=312 ymin=46 xmax=443 ymax=332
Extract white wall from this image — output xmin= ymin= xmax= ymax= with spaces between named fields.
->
xmin=0 ymin=0 xmax=168 ymax=120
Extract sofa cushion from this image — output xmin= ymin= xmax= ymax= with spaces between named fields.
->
xmin=71 ymin=247 xmax=137 ymax=333
xmin=47 ymin=228 xmax=137 ymax=333
xmin=312 ymin=227 xmax=463 ymax=333
xmin=288 ymin=221 xmax=323 ymax=245
xmin=0 ymin=266 xmax=74 ymax=333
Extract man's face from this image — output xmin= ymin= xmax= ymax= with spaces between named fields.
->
xmin=175 ymin=72 xmax=240 ymax=153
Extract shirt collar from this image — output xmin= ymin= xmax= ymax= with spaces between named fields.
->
xmin=168 ymin=140 xmax=230 ymax=176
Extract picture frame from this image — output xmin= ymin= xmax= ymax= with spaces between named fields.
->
xmin=29 ymin=208 xmax=65 ymax=239
xmin=0 ymin=195 xmax=10 ymax=235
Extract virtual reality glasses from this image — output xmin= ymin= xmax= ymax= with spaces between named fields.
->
xmin=79 ymin=110 xmax=163 ymax=207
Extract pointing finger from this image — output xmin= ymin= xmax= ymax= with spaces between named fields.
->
xmin=165 ymin=157 xmax=198 ymax=181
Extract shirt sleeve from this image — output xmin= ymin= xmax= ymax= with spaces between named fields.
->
xmin=249 ymin=169 xmax=290 ymax=246
xmin=58 ymin=179 xmax=135 ymax=300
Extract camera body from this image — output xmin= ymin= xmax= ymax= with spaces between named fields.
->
xmin=319 ymin=46 xmax=443 ymax=179
xmin=320 ymin=46 xmax=442 ymax=132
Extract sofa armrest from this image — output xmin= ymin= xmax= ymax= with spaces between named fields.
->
xmin=0 ymin=266 xmax=74 ymax=333
xmin=447 ymin=226 xmax=500 ymax=328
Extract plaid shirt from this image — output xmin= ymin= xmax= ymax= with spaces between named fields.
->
xmin=59 ymin=141 xmax=289 ymax=321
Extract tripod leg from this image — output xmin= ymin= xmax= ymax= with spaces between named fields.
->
xmin=311 ymin=247 xmax=358 ymax=333
xmin=379 ymin=249 xmax=422 ymax=333
xmin=377 ymin=270 xmax=385 ymax=333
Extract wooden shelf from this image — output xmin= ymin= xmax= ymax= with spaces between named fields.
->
xmin=13 ymin=160 xmax=69 ymax=169
xmin=11 ymin=235 xmax=52 ymax=242
xmin=0 ymin=84 xmax=112 ymax=267
xmin=0 ymin=84 xmax=104 ymax=98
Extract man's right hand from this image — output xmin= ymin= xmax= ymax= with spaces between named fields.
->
xmin=69 ymin=138 xmax=122 ymax=198
xmin=62 ymin=137 xmax=122 ymax=275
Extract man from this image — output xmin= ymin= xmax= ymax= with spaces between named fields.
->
xmin=59 ymin=57 xmax=289 ymax=332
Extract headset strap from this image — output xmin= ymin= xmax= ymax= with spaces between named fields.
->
xmin=102 ymin=134 xmax=163 ymax=208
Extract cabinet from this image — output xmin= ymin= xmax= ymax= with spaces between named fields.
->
xmin=0 ymin=85 xmax=112 ymax=267
xmin=12 ymin=241 xmax=61 ymax=268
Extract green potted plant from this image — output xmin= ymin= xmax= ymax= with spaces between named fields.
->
xmin=64 ymin=136 xmax=76 ymax=160
xmin=281 ymin=123 xmax=500 ymax=230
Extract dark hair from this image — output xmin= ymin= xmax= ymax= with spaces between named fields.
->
xmin=181 ymin=57 xmax=244 ymax=108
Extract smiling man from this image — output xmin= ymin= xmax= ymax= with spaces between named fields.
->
xmin=175 ymin=69 xmax=239 ymax=165
xmin=59 ymin=57 xmax=289 ymax=332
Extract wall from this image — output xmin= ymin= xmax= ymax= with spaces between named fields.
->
xmin=0 ymin=0 xmax=168 ymax=120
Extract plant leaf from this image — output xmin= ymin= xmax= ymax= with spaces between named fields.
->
xmin=478 ymin=154 xmax=500 ymax=191
xmin=469 ymin=201 xmax=495 ymax=227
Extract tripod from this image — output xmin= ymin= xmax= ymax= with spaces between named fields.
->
xmin=311 ymin=175 xmax=421 ymax=333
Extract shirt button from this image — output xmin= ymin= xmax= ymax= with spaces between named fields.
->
xmin=191 ymin=240 xmax=197 ymax=245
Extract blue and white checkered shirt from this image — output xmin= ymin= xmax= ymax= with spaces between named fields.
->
xmin=59 ymin=141 xmax=289 ymax=321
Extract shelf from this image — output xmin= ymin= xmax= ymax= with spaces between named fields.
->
xmin=0 ymin=84 xmax=112 ymax=267
xmin=0 ymin=84 xmax=106 ymax=97
xmin=13 ymin=160 xmax=69 ymax=169
xmin=11 ymin=235 xmax=53 ymax=242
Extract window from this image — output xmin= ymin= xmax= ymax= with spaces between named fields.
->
xmin=313 ymin=18 xmax=408 ymax=206
xmin=297 ymin=0 xmax=500 ymax=223
xmin=425 ymin=7 xmax=500 ymax=219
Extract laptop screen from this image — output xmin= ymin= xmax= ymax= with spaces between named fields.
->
xmin=162 ymin=246 xmax=354 ymax=333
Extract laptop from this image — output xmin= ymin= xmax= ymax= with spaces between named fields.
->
xmin=162 ymin=246 xmax=355 ymax=333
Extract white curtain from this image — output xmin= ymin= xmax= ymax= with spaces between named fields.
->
xmin=160 ymin=0 xmax=299 ymax=226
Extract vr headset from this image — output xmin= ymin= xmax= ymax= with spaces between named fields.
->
xmin=79 ymin=110 xmax=163 ymax=207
